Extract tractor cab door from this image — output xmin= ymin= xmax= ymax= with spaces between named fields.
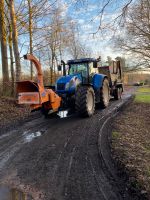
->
xmin=68 ymin=63 xmax=89 ymax=84
xmin=88 ymin=62 xmax=98 ymax=83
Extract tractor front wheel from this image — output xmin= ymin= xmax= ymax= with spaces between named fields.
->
xmin=75 ymin=86 xmax=95 ymax=117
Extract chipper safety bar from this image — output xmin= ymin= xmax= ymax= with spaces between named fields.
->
xmin=17 ymin=54 xmax=61 ymax=114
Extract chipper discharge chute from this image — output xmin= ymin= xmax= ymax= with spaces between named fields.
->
xmin=17 ymin=54 xmax=61 ymax=117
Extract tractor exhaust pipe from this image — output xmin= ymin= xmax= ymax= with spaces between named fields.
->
xmin=61 ymin=60 xmax=66 ymax=76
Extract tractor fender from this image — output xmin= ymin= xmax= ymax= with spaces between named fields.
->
xmin=92 ymin=74 xmax=108 ymax=90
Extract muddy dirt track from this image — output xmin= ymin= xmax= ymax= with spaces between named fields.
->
xmin=0 ymin=90 xmax=140 ymax=200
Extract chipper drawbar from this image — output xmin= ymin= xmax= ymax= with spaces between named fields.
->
xmin=17 ymin=54 xmax=61 ymax=116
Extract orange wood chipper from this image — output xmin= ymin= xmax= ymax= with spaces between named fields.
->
xmin=17 ymin=54 xmax=61 ymax=116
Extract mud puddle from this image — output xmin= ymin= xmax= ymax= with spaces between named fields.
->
xmin=23 ymin=131 xmax=43 ymax=143
xmin=23 ymin=129 xmax=47 ymax=143
xmin=0 ymin=186 xmax=33 ymax=200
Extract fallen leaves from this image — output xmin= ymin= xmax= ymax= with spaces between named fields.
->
xmin=0 ymin=97 xmax=30 ymax=129
xmin=112 ymin=101 xmax=150 ymax=198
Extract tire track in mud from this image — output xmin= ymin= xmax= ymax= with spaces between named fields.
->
xmin=63 ymin=117 xmax=104 ymax=199
xmin=0 ymin=96 xmax=134 ymax=200
xmin=52 ymin=102 xmax=125 ymax=200
xmin=0 ymin=117 xmax=61 ymax=174
xmin=52 ymin=98 xmax=133 ymax=200
xmin=80 ymin=115 xmax=119 ymax=200
xmin=62 ymin=119 xmax=100 ymax=200
xmin=49 ymin=119 xmax=93 ymax=200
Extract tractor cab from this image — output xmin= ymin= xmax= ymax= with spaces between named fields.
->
xmin=56 ymin=58 xmax=100 ymax=94
xmin=67 ymin=58 xmax=99 ymax=84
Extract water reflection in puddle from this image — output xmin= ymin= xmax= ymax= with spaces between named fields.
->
xmin=0 ymin=186 xmax=33 ymax=200
xmin=23 ymin=131 xmax=42 ymax=143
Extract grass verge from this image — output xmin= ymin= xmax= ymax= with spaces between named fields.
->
xmin=135 ymin=86 xmax=150 ymax=103
xmin=135 ymin=94 xmax=150 ymax=103
xmin=137 ymin=87 xmax=150 ymax=93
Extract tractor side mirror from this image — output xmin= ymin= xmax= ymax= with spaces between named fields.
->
xmin=57 ymin=65 xmax=62 ymax=71
xmin=93 ymin=62 xmax=97 ymax=68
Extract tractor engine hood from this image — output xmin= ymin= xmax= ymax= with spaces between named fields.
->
xmin=56 ymin=74 xmax=82 ymax=93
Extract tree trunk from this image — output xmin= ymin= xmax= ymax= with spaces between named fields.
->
xmin=51 ymin=52 xmax=54 ymax=84
xmin=0 ymin=0 xmax=9 ymax=93
xmin=47 ymin=51 xmax=52 ymax=85
xmin=8 ymin=24 xmax=15 ymax=96
xmin=9 ymin=0 xmax=21 ymax=81
xmin=27 ymin=0 xmax=33 ymax=80
xmin=55 ymin=55 xmax=58 ymax=81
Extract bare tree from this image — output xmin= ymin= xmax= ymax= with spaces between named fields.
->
xmin=7 ymin=16 xmax=15 ymax=95
xmin=68 ymin=21 xmax=91 ymax=59
xmin=74 ymin=0 xmax=134 ymax=33
xmin=27 ymin=0 xmax=33 ymax=79
xmin=114 ymin=0 xmax=150 ymax=68
xmin=0 ymin=0 xmax=9 ymax=92
xmin=9 ymin=0 xmax=21 ymax=81
xmin=106 ymin=56 xmax=112 ymax=66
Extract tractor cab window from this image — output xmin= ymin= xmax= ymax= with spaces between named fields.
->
xmin=89 ymin=62 xmax=98 ymax=75
xmin=69 ymin=63 xmax=88 ymax=78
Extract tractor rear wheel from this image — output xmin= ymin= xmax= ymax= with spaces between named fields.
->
xmin=75 ymin=86 xmax=95 ymax=117
xmin=100 ymin=78 xmax=110 ymax=108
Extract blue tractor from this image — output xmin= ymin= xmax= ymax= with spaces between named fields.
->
xmin=56 ymin=58 xmax=123 ymax=117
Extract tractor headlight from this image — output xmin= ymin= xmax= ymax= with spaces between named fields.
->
xmin=69 ymin=79 xmax=76 ymax=88
xmin=65 ymin=77 xmax=80 ymax=90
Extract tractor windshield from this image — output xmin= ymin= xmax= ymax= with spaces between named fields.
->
xmin=68 ymin=63 xmax=88 ymax=77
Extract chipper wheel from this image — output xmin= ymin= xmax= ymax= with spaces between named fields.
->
xmin=114 ymin=87 xmax=122 ymax=100
xmin=75 ymin=86 xmax=95 ymax=117
xmin=100 ymin=78 xmax=110 ymax=108
xmin=41 ymin=106 xmax=49 ymax=118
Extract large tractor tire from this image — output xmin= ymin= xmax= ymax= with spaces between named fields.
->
xmin=114 ymin=87 xmax=122 ymax=100
xmin=100 ymin=78 xmax=110 ymax=108
xmin=75 ymin=86 xmax=95 ymax=117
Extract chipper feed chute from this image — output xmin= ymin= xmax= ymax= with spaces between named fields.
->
xmin=16 ymin=54 xmax=61 ymax=115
